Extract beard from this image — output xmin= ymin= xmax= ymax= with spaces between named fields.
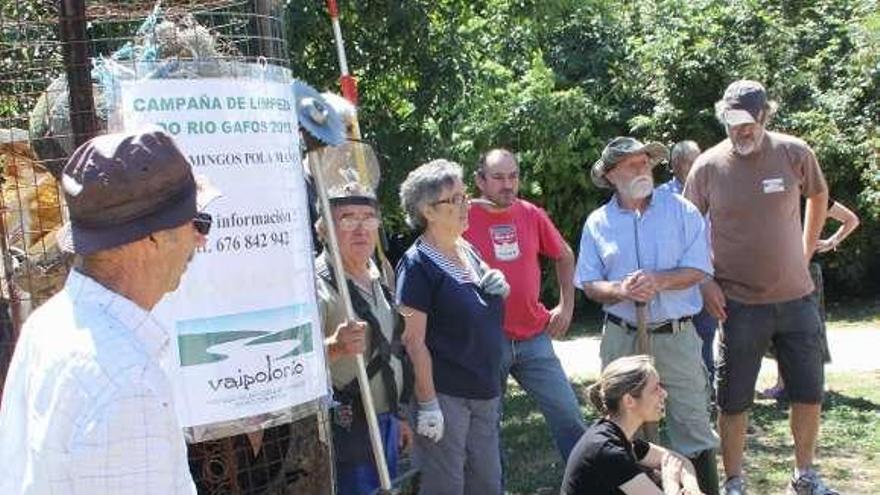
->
xmin=624 ymin=175 xmax=654 ymax=200
xmin=731 ymin=127 xmax=765 ymax=156
xmin=487 ymin=189 xmax=516 ymax=207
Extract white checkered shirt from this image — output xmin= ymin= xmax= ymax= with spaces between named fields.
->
xmin=0 ymin=269 xmax=196 ymax=494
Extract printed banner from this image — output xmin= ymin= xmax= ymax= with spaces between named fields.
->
xmin=117 ymin=75 xmax=327 ymax=427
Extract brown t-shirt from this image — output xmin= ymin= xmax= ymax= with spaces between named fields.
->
xmin=684 ymin=131 xmax=827 ymax=304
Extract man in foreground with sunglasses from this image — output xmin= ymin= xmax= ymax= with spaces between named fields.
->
xmin=0 ymin=128 xmax=219 ymax=494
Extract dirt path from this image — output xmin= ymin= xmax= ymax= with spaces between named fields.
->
xmin=554 ymin=322 xmax=880 ymax=380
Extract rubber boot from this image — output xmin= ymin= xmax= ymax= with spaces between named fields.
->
xmin=690 ymin=449 xmax=720 ymax=495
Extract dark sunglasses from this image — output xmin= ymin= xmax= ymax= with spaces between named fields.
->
xmin=193 ymin=212 xmax=213 ymax=235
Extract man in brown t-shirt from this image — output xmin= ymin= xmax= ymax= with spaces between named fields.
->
xmin=684 ymin=80 xmax=835 ymax=495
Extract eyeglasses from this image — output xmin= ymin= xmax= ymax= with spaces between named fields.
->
xmin=432 ymin=192 xmax=469 ymax=207
xmin=338 ymin=216 xmax=381 ymax=232
xmin=192 ymin=212 xmax=213 ymax=235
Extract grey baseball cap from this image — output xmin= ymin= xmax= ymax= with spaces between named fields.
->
xmin=591 ymin=137 xmax=668 ymax=189
xmin=57 ymin=128 xmax=220 ymax=255
xmin=720 ymin=79 xmax=767 ymax=126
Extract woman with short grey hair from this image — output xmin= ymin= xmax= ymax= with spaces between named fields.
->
xmin=398 ymin=159 xmax=463 ymax=232
xmin=395 ymin=159 xmax=509 ymax=494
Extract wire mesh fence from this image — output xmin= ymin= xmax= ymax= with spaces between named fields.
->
xmin=0 ymin=1 xmax=334 ymax=493
xmin=1 ymin=0 xmax=71 ymax=397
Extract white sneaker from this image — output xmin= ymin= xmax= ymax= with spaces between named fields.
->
xmin=788 ymin=470 xmax=840 ymax=495
xmin=722 ymin=476 xmax=746 ymax=495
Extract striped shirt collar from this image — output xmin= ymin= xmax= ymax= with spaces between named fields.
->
xmin=416 ymin=237 xmax=478 ymax=284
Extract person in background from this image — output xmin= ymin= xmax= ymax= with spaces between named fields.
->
xmin=659 ymin=140 xmax=719 ymax=386
xmin=759 ymin=199 xmax=860 ymax=401
xmin=576 ymin=136 xmax=720 ymax=494
xmin=396 ymin=159 xmax=509 ymax=494
xmin=0 ymin=128 xmax=219 ymax=494
xmin=685 ymin=79 xmax=836 ymax=495
xmin=814 ymin=201 xmax=860 ymax=255
xmin=464 ymin=148 xmax=584 ymax=462
xmin=561 ymin=355 xmax=704 ymax=495
xmin=657 ymin=140 xmax=700 ymax=195
xmin=315 ymin=170 xmax=412 ymax=495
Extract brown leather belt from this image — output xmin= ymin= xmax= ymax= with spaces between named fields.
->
xmin=605 ymin=313 xmax=693 ymax=334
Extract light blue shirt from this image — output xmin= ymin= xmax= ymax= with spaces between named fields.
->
xmin=0 ymin=270 xmax=196 ymax=495
xmin=656 ymin=177 xmax=683 ymax=195
xmin=574 ymin=188 xmax=712 ymax=324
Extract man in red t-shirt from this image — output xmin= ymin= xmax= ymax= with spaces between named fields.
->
xmin=464 ymin=149 xmax=585 ymax=461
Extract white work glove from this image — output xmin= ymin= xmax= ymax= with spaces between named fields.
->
xmin=416 ymin=398 xmax=445 ymax=443
xmin=480 ymin=268 xmax=510 ymax=298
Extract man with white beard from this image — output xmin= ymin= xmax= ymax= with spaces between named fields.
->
xmin=684 ymin=80 xmax=834 ymax=495
xmin=575 ymin=137 xmax=720 ymax=495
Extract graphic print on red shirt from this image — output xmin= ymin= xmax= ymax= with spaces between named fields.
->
xmin=465 ymin=199 xmax=565 ymax=340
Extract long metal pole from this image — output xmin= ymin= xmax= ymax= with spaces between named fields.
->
xmin=311 ymin=149 xmax=393 ymax=491
xmin=324 ymin=0 xmax=397 ymax=303
xmin=252 ymin=0 xmax=279 ymax=61
xmin=326 ymin=0 xmax=356 ymax=103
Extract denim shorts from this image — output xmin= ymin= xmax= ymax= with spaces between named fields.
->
xmin=717 ymin=295 xmax=824 ymax=413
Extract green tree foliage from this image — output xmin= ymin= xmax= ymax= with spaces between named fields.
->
xmin=0 ymin=0 xmax=61 ymax=124
xmin=288 ymin=0 xmax=880 ymax=299
xmin=618 ymin=0 xmax=880 ymax=295
xmin=3 ymin=1 xmax=877 ymax=297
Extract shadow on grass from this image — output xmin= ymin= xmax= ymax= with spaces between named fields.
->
xmin=750 ymin=389 xmax=880 ymax=438
xmin=500 ymin=380 xmax=597 ymax=494
xmin=751 ymin=389 xmax=880 ymax=428
xmin=746 ymin=389 xmax=880 ymax=492
xmin=822 ymin=390 xmax=880 ymax=412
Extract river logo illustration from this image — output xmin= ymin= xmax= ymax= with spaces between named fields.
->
xmin=177 ymin=305 xmax=314 ymax=368
xmin=176 ymin=305 xmax=316 ymax=393
xmin=178 ymin=322 xmax=313 ymax=367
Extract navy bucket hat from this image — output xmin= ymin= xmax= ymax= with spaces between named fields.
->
xmin=57 ymin=128 xmax=219 ymax=254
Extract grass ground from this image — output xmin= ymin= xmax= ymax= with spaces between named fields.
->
xmin=739 ymin=371 xmax=880 ymax=494
xmin=500 ymin=371 xmax=880 ymax=494
xmin=500 ymin=299 xmax=880 ymax=494
xmin=825 ymin=297 xmax=880 ymax=327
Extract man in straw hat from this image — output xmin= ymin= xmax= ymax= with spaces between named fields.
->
xmin=0 ymin=128 xmax=219 ymax=494
xmin=574 ymin=136 xmax=720 ymax=494
xmin=684 ymin=80 xmax=834 ymax=495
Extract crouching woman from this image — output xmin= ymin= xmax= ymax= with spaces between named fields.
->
xmin=561 ymin=355 xmax=704 ymax=495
